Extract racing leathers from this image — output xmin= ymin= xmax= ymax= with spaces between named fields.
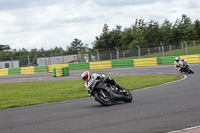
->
xmin=84 ymin=73 xmax=125 ymax=95
xmin=174 ymin=59 xmax=191 ymax=72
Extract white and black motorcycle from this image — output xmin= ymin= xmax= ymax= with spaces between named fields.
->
xmin=179 ymin=61 xmax=194 ymax=74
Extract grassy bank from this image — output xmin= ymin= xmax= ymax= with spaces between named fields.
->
xmin=0 ymin=75 xmax=181 ymax=109
xmin=123 ymin=45 xmax=200 ymax=59
xmin=141 ymin=45 xmax=200 ymax=58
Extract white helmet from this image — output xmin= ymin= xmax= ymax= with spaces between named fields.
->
xmin=175 ymin=57 xmax=179 ymax=62
xmin=81 ymin=71 xmax=91 ymax=82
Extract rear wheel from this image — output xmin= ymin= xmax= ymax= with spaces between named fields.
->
xmin=187 ymin=68 xmax=194 ymax=74
xmin=122 ymin=91 xmax=133 ymax=103
xmin=189 ymin=70 xmax=194 ymax=74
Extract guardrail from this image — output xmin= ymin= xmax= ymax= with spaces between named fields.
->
xmin=111 ymin=59 xmax=134 ymax=68
xmin=134 ymin=57 xmax=157 ymax=67
xmin=90 ymin=61 xmax=112 ymax=70
xmin=0 ymin=54 xmax=200 ymax=76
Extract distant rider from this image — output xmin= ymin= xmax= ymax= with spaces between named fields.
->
xmin=81 ymin=71 xmax=127 ymax=95
xmin=174 ymin=57 xmax=190 ymax=72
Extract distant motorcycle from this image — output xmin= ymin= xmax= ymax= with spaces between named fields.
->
xmin=179 ymin=61 xmax=194 ymax=74
xmin=89 ymin=80 xmax=132 ymax=106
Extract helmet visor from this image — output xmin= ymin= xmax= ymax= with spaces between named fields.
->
xmin=82 ymin=75 xmax=88 ymax=82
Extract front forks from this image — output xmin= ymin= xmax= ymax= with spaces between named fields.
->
xmin=98 ymin=87 xmax=120 ymax=100
xmin=99 ymin=89 xmax=107 ymax=98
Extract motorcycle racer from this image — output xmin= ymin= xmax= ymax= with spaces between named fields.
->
xmin=81 ymin=71 xmax=127 ymax=95
xmin=174 ymin=57 xmax=191 ymax=72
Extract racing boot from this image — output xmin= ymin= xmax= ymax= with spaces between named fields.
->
xmin=114 ymin=83 xmax=128 ymax=93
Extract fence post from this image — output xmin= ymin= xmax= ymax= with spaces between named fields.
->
xmin=123 ymin=51 xmax=125 ymax=58
xmin=160 ymin=43 xmax=165 ymax=57
xmin=49 ymin=57 xmax=51 ymax=65
xmin=170 ymin=45 xmax=172 ymax=51
xmin=110 ymin=53 xmax=112 ymax=60
xmin=35 ymin=55 xmax=38 ymax=66
xmin=78 ymin=51 xmax=82 ymax=63
xmin=184 ymin=41 xmax=188 ymax=55
xmin=115 ymin=47 xmax=119 ymax=60
xmin=42 ymin=54 xmax=46 ymax=65
xmin=26 ymin=55 xmax=30 ymax=66
xmin=136 ymin=45 xmax=141 ymax=58
xmin=148 ymin=48 xmax=150 ymax=55
xmin=193 ymin=40 xmax=196 ymax=47
xmin=95 ymin=49 xmax=100 ymax=61
xmin=10 ymin=57 xmax=13 ymax=68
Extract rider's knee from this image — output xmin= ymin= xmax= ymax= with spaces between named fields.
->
xmin=104 ymin=77 xmax=116 ymax=85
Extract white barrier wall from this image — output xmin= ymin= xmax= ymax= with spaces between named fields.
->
xmin=0 ymin=60 xmax=19 ymax=69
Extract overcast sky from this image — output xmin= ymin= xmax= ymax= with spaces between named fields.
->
xmin=0 ymin=0 xmax=200 ymax=50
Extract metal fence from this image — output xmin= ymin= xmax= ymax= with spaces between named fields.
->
xmin=0 ymin=40 xmax=200 ymax=68
xmin=92 ymin=40 xmax=200 ymax=61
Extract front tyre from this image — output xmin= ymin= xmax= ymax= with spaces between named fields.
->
xmin=94 ymin=90 xmax=112 ymax=106
xmin=122 ymin=91 xmax=133 ymax=103
xmin=187 ymin=68 xmax=194 ymax=74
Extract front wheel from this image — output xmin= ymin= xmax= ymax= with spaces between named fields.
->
xmin=122 ymin=91 xmax=133 ymax=103
xmin=187 ymin=67 xmax=194 ymax=74
xmin=94 ymin=89 xmax=112 ymax=106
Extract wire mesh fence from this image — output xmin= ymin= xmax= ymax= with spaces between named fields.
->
xmin=94 ymin=40 xmax=200 ymax=61
xmin=0 ymin=40 xmax=200 ymax=68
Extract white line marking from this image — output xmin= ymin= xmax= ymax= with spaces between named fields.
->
xmin=134 ymin=74 xmax=187 ymax=91
xmin=167 ymin=125 xmax=200 ymax=133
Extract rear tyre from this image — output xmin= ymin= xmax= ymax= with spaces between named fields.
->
xmin=188 ymin=68 xmax=194 ymax=74
xmin=122 ymin=91 xmax=133 ymax=103
xmin=94 ymin=90 xmax=112 ymax=106
xmin=190 ymin=70 xmax=194 ymax=74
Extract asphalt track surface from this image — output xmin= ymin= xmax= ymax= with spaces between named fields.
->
xmin=0 ymin=64 xmax=200 ymax=133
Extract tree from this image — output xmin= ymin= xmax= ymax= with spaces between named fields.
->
xmin=121 ymin=19 xmax=146 ymax=49
xmin=0 ymin=45 xmax=11 ymax=51
xmin=121 ymin=28 xmax=134 ymax=49
xmin=108 ymin=25 xmax=123 ymax=49
xmin=160 ymin=19 xmax=173 ymax=44
xmin=171 ymin=19 xmax=181 ymax=43
xmin=194 ymin=20 xmax=200 ymax=39
xmin=93 ymin=24 xmax=123 ymax=50
xmin=49 ymin=47 xmax=64 ymax=56
xmin=143 ymin=20 xmax=161 ymax=47
xmin=132 ymin=19 xmax=146 ymax=48
xmin=184 ymin=27 xmax=196 ymax=41
xmin=67 ymin=38 xmax=84 ymax=54
xmin=93 ymin=24 xmax=111 ymax=50
xmin=176 ymin=15 xmax=193 ymax=41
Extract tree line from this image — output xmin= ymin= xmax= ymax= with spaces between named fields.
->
xmin=94 ymin=14 xmax=200 ymax=50
xmin=0 ymin=14 xmax=200 ymax=66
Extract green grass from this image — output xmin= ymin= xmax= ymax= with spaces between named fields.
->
xmin=0 ymin=75 xmax=182 ymax=109
xmin=143 ymin=45 xmax=200 ymax=58
xmin=124 ymin=45 xmax=200 ymax=59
